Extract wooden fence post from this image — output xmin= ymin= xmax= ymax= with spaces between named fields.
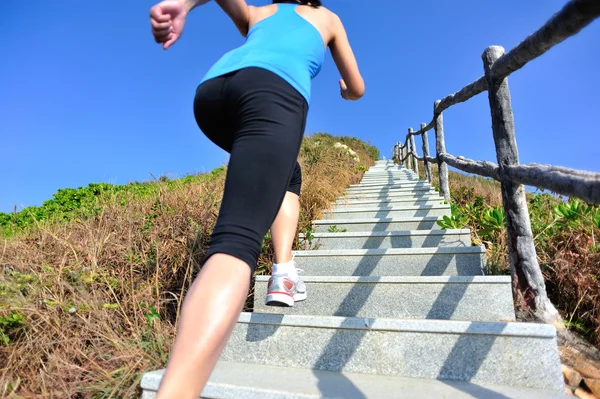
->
xmin=482 ymin=45 xmax=561 ymax=325
xmin=409 ymin=128 xmax=419 ymax=176
xmin=402 ymin=143 xmax=409 ymax=169
xmin=407 ymin=130 xmax=413 ymax=170
xmin=434 ymin=100 xmax=451 ymax=202
xmin=421 ymin=122 xmax=432 ymax=183
xmin=398 ymin=144 xmax=403 ymax=167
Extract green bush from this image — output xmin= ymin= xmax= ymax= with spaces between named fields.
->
xmin=0 ymin=168 xmax=227 ymax=238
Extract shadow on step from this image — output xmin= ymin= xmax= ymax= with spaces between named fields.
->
xmin=438 ymin=323 xmax=508 ymax=398
xmin=246 ymin=182 xmax=494 ymax=398
xmin=312 ymin=205 xmax=396 ymax=397
xmin=309 ymin=205 xmax=491 ymax=396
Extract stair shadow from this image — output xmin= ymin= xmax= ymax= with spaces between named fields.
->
xmin=314 ymin=181 xmax=399 ymax=397
xmin=313 ymin=165 xmax=411 ymax=397
xmin=422 ymin=231 xmax=467 ymax=249
xmin=332 ymin=204 xmax=439 ymax=221
xmin=437 ymin=322 xmax=508 ymax=396
xmin=348 ymin=188 xmax=431 ymax=197
xmin=314 ymin=174 xmax=494 ymax=395
xmin=338 ymin=196 xmax=437 ymax=209
xmin=425 ymin=276 xmax=473 ymax=320
xmin=372 ymin=219 xmax=394 ymax=232
xmin=355 ymin=181 xmax=423 ymax=189
xmin=244 ymin=168 xmax=497 ymax=397
xmin=420 ymin=234 xmax=443 ymax=248
xmin=416 ymin=219 xmax=438 ymax=230
xmin=244 ymin=313 xmax=284 ymax=342
xmin=441 ymin=381 xmax=512 ymax=399
xmin=420 ymin=253 xmax=478 ymax=276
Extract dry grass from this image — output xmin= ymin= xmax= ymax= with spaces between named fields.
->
xmin=1 ymin=178 xmax=223 ymax=398
xmin=0 ymin=133 xmax=378 ymax=398
xmin=418 ymin=161 xmax=503 ymax=207
xmin=414 ymin=159 xmax=600 ymax=348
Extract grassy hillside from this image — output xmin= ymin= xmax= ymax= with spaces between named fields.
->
xmin=2 ymin=139 xmax=598 ymax=397
xmin=0 ymin=133 xmax=379 ymax=398
xmin=420 ymin=162 xmax=600 ymax=350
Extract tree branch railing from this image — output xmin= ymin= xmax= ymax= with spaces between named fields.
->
xmin=392 ymin=0 xmax=600 ymax=324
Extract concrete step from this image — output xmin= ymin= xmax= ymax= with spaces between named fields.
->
xmin=293 ymin=247 xmax=486 ymax=276
xmin=348 ymin=182 xmax=430 ymax=190
xmin=334 ymin=196 xmax=445 ymax=208
xmin=313 ymin=217 xmax=442 ymax=232
xmin=337 ymin=188 xmax=440 ymax=200
xmin=338 ymin=190 xmax=440 ymax=200
xmin=360 ymin=177 xmax=421 ymax=184
xmin=368 ymin=164 xmax=412 ymax=169
xmin=357 ymin=179 xmax=422 ymax=186
xmin=351 ymin=181 xmax=430 ymax=189
xmin=253 ymin=276 xmax=515 ymax=322
xmin=366 ymin=168 xmax=413 ymax=172
xmin=362 ymin=172 xmax=417 ymax=179
xmin=142 ymin=361 xmax=570 ymax=399
xmin=369 ymin=164 xmax=406 ymax=168
xmin=359 ymin=181 xmax=422 ymax=187
xmin=217 ymin=313 xmax=564 ymax=391
xmin=324 ymin=204 xmax=451 ymax=219
xmin=365 ymin=170 xmax=416 ymax=176
xmin=345 ymin=186 xmax=435 ymax=196
xmin=361 ymin=171 xmax=417 ymax=177
xmin=369 ymin=163 xmax=409 ymax=168
xmin=363 ymin=168 xmax=414 ymax=173
xmin=299 ymin=229 xmax=471 ymax=249
xmin=359 ymin=174 xmax=421 ymax=180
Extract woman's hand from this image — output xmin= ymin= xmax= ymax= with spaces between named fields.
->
xmin=150 ymin=1 xmax=189 ymax=50
xmin=339 ymin=79 xmax=350 ymax=100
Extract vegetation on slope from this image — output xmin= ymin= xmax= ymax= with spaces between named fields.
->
xmin=0 ymin=133 xmax=379 ymax=398
xmin=422 ymin=162 xmax=600 ymax=349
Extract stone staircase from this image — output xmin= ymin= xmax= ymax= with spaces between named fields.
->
xmin=141 ymin=160 xmax=567 ymax=398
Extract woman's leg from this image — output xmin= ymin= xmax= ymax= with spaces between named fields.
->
xmin=157 ymin=68 xmax=308 ymax=398
xmin=266 ymin=162 xmax=306 ymax=306
xmin=155 ymin=254 xmax=250 ymax=399
xmin=156 ymin=75 xmax=250 ymax=399
xmin=270 ymin=162 xmax=302 ymax=264
xmin=270 ymin=191 xmax=299 ymax=264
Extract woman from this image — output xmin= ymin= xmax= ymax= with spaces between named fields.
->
xmin=149 ymin=0 xmax=364 ymax=397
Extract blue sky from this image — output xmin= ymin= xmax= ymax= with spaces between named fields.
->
xmin=2 ymin=0 xmax=599 ymax=213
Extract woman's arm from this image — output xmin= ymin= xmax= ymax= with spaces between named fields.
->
xmin=329 ymin=14 xmax=365 ymax=100
xmin=150 ymin=0 xmax=249 ymax=50
xmin=215 ymin=0 xmax=250 ymax=37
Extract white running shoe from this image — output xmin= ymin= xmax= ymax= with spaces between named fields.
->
xmin=265 ymin=263 xmax=306 ymax=307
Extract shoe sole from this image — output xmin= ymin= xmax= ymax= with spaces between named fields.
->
xmin=266 ymin=292 xmax=295 ymax=307
xmin=266 ymin=291 xmax=307 ymax=307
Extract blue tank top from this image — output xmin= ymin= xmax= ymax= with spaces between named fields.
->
xmin=200 ymin=4 xmax=326 ymax=105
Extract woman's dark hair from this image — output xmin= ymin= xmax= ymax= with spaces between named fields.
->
xmin=273 ymin=0 xmax=322 ymax=7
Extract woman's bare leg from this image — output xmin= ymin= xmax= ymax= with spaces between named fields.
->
xmin=265 ymin=191 xmax=306 ymax=306
xmin=155 ymin=253 xmax=251 ymax=399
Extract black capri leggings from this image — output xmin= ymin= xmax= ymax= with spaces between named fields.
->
xmin=193 ymin=67 xmax=307 ymax=275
